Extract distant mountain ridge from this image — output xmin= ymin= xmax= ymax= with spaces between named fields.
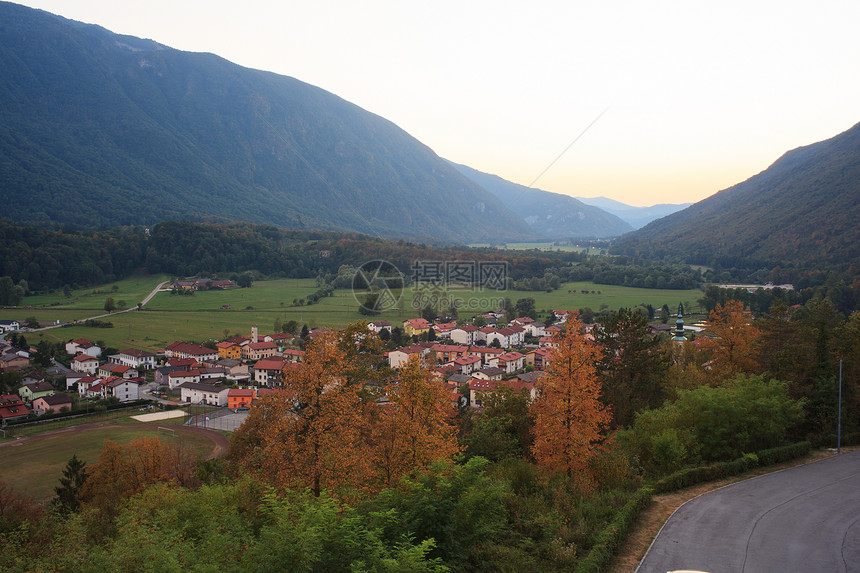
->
xmin=574 ymin=197 xmax=692 ymax=229
xmin=0 ymin=2 xmax=535 ymax=244
xmin=612 ymin=122 xmax=860 ymax=269
xmin=449 ymin=162 xmax=633 ymax=238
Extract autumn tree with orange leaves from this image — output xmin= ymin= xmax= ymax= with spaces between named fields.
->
xmin=700 ymin=300 xmax=760 ymax=381
xmin=369 ymin=355 xmax=460 ymax=487
xmin=531 ymin=312 xmax=611 ymax=477
xmin=236 ymin=328 xmax=374 ymax=499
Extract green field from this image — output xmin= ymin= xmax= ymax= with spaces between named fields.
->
xmin=468 ymin=242 xmax=605 ymax=254
xmin=0 ymin=423 xmax=214 ymax=501
xmin=7 ymin=275 xmax=703 ymax=351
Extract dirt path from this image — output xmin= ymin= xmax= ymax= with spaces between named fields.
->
xmin=0 ymin=421 xmax=231 ymax=460
xmin=608 ymin=448 xmax=854 ymax=572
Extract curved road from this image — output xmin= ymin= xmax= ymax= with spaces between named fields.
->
xmin=637 ymin=450 xmax=860 ymax=573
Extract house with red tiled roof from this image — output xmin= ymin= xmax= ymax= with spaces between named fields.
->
xmin=388 ymin=344 xmax=430 ymax=368
xmin=228 ymin=388 xmax=255 ymax=409
xmin=0 ymin=394 xmax=30 ymax=422
xmin=164 ymin=341 xmax=218 ymax=362
xmin=98 ymin=363 xmax=138 ymax=379
xmin=281 ymin=348 xmax=305 ymax=363
xmin=453 ymin=354 xmax=482 ymax=375
xmin=252 ymin=357 xmax=289 ymax=386
xmin=65 ymin=338 xmax=101 ymax=357
xmin=167 ymin=357 xmax=200 ymax=368
xmin=432 ymin=322 xmax=457 ymax=339
xmin=467 ymin=377 xmax=537 ymax=408
xmin=403 ymin=318 xmax=432 ymax=337
xmin=71 ymin=353 xmax=99 ymax=374
xmin=526 ymin=346 xmax=554 ymax=370
xmin=497 ymin=351 xmax=526 ymax=374
xmin=430 ymin=343 xmax=469 ymax=363
xmin=216 ymin=341 xmax=241 ymax=360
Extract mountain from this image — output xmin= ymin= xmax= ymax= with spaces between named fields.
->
xmin=574 ymin=197 xmax=691 ymax=229
xmin=611 ymin=122 xmax=860 ymax=270
xmin=0 ymin=2 xmax=535 ymax=244
xmin=448 ymin=162 xmax=633 ymax=239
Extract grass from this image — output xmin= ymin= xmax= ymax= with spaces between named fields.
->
xmin=468 ymin=242 xmax=606 ymax=254
xmin=9 ymin=276 xmax=704 ymax=352
xmin=0 ymin=423 xmax=214 ymax=502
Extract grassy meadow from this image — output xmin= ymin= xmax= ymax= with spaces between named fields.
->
xmin=0 ymin=422 xmax=214 ymax=502
xmin=6 ymin=275 xmax=703 ymax=352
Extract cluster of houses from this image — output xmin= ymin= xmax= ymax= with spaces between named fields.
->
xmin=64 ymin=325 xmax=308 ymax=409
xmin=377 ymin=311 xmax=579 ymax=410
xmin=169 ymin=278 xmax=234 ymax=291
xmin=0 ymin=339 xmax=74 ymax=424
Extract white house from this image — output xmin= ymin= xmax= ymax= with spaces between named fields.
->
xmin=452 ymin=355 xmax=481 ymax=375
xmin=0 ymin=320 xmax=20 ymax=333
xmin=65 ymin=339 xmax=101 ymax=358
xmin=497 ymin=351 xmax=526 ymax=374
xmin=71 ymin=354 xmax=99 ymax=375
xmin=387 ymin=344 xmax=428 ymax=368
xmin=450 ymin=325 xmax=478 ymax=346
xmin=178 ymin=382 xmax=230 ymax=407
xmin=105 ymin=377 xmax=143 ymax=402
xmin=112 ymin=348 xmax=156 ymax=370
xmin=368 ymin=320 xmax=392 ymax=334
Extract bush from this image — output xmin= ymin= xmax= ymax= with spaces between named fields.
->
xmin=573 ymin=486 xmax=653 ymax=573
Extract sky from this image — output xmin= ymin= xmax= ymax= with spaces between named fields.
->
xmin=14 ymin=1 xmax=860 ymax=206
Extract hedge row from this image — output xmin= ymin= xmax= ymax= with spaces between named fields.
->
xmin=653 ymin=441 xmax=811 ymax=494
xmin=573 ymin=486 xmax=653 ymax=573
xmin=573 ymin=442 xmax=813 ymax=573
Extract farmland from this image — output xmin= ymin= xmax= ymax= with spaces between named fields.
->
xmin=10 ymin=275 xmax=704 ymax=352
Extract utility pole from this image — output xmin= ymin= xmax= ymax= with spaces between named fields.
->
xmin=837 ymin=360 xmax=843 ymax=454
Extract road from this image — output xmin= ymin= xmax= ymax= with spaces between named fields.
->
xmin=636 ymin=450 xmax=860 ymax=573
xmin=23 ymin=280 xmax=169 ymax=333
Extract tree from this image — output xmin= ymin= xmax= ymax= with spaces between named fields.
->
xmin=514 ymin=297 xmax=536 ymax=318
xmin=54 ymin=454 xmax=88 ymax=515
xmin=33 ymin=340 xmax=53 ymax=367
xmin=104 ymin=297 xmax=116 ymax=313
xmin=231 ymin=330 xmax=372 ymax=499
xmin=594 ymin=307 xmax=668 ymax=428
xmin=237 ymin=272 xmax=253 ymax=288
xmin=699 ymin=300 xmax=760 ymax=381
xmin=368 ymin=356 xmax=460 ymax=487
xmin=530 ymin=312 xmax=611 ymax=476
xmin=464 ymin=386 xmax=534 ymax=462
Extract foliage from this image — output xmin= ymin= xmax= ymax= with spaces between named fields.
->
xmin=594 ymin=307 xmax=668 ymax=428
xmin=573 ymin=486 xmax=652 ymax=573
xmin=368 ymin=357 xmax=461 ymax=488
xmin=464 ymin=386 xmax=534 ymax=462
xmin=531 ymin=313 xmax=611 ymax=477
xmin=53 ymin=454 xmax=87 ymax=515
xmin=698 ymin=300 xmax=760 ymax=381
xmin=625 ymin=374 xmax=805 ymax=472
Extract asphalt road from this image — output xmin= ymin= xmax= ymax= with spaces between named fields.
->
xmin=637 ymin=450 xmax=860 ymax=573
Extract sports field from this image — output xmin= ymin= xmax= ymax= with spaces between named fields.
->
xmin=0 ymin=423 xmax=220 ymax=502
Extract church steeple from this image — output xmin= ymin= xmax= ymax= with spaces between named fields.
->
xmin=672 ymin=302 xmax=686 ymax=342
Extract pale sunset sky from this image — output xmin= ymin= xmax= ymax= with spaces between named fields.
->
xmin=15 ymin=0 xmax=860 ymax=207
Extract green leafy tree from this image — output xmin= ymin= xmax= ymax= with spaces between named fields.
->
xmin=104 ymin=297 xmax=116 ymax=313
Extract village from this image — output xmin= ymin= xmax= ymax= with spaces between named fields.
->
xmin=0 ymin=306 xmax=647 ymax=429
